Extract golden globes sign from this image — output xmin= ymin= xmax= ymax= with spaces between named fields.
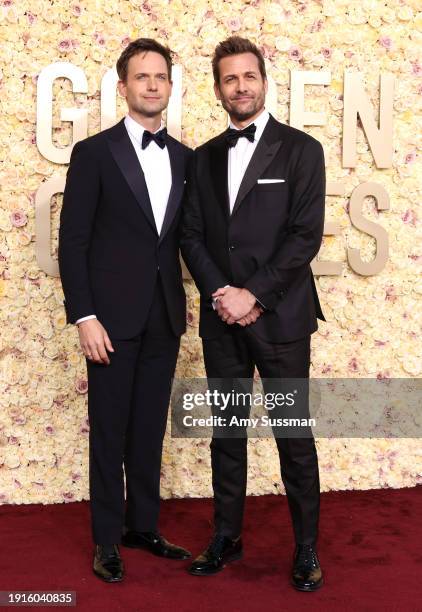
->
xmin=35 ymin=62 xmax=393 ymax=278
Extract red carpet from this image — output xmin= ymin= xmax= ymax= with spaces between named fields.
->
xmin=1 ymin=487 xmax=421 ymax=611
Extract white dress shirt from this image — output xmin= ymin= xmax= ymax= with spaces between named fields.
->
xmin=75 ymin=114 xmax=172 ymax=325
xmin=228 ymin=108 xmax=269 ymax=213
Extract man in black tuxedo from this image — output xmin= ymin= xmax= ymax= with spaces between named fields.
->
xmin=181 ymin=37 xmax=325 ymax=591
xmin=59 ymin=38 xmax=192 ymax=582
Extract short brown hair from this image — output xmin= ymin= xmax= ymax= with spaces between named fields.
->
xmin=116 ymin=38 xmax=173 ymax=82
xmin=212 ymin=36 xmax=266 ymax=84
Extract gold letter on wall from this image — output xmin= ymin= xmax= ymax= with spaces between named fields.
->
xmin=343 ymin=72 xmax=394 ymax=168
xmin=289 ymin=70 xmax=331 ymax=130
xmin=347 ymin=182 xmax=389 ymax=275
xmin=37 ymin=62 xmax=88 ymax=164
xmin=35 ymin=176 xmax=64 ymax=277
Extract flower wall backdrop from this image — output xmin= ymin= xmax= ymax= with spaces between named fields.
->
xmin=0 ymin=0 xmax=421 ymax=504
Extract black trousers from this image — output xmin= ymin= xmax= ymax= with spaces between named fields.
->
xmin=86 ymin=279 xmax=180 ymax=544
xmin=202 ymin=327 xmax=320 ymax=546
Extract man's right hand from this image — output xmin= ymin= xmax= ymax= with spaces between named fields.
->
xmin=77 ymin=319 xmax=114 ymax=365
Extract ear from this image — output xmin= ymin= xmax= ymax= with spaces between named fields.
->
xmin=117 ymin=80 xmax=126 ymax=98
xmin=214 ymin=81 xmax=221 ymax=101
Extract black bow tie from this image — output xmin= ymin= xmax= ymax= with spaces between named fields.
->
xmin=225 ymin=123 xmax=256 ymax=148
xmin=141 ymin=127 xmax=167 ymax=150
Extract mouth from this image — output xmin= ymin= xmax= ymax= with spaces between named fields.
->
xmin=232 ymin=96 xmax=254 ymax=102
xmin=143 ymin=97 xmax=161 ymax=101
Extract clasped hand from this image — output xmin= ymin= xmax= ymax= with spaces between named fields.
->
xmin=212 ymin=286 xmax=263 ymax=326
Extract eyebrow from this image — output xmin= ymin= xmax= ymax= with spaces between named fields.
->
xmin=222 ymin=71 xmax=258 ymax=79
xmin=133 ymin=72 xmax=168 ymax=78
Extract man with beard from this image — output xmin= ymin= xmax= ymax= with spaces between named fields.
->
xmin=181 ymin=36 xmax=326 ymax=591
xmin=59 ymin=38 xmax=191 ymax=582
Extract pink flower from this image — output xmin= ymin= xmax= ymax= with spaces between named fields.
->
xmin=121 ymin=35 xmax=131 ymax=48
xmin=321 ymin=47 xmax=332 ymax=59
xmin=45 ymin=425 xmax=54 ymax=434
xmin=58 ymin=39 xmax=72 ymax=52
xmin=288 ymin=46 xmax=302 ymax=61
xmin=379 ymin=36 xmax=392 ymax=50
xmin=310 ymin=19 xmax=323 ymax=33
xmin=71 ymin=4 xmax=81 ymax=15
xmin=404 ymin=150 xmax=416 ymax=164
xmin=26 ymin=12 xmax=36 ymax=24
xmin=10 ymin=210 xmax=27 ymax=227
xmin=2 ymin=0 xmax=13 ymax=6
xmin=411 ymin=61 xmax=422 ymax=76
xmin=226 ymin=17 xmax=241 ymax=31
xmin=186 ymin=311 xmax=194 ymax=325
xmin=348 ymin=357 xmax=358 ymax=372
xmin=401 ymin=209 xmax=417 ymax=226
xmin=385 ymin=285 xmax=397 ymax=302
xmin=75 ymin=378 xmax=88 ymax=394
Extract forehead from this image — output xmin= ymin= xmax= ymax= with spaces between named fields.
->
xmin=127 ymin=51 xmax=168 ymax=74
xmin=218 ymin=52 xmax=262 ymax=78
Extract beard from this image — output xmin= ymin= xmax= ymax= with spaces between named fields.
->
xmin=221 ymin=90 xmax=265 ymax=123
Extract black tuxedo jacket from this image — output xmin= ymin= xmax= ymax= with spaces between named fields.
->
xmin=181 ymin=114 xmax=326 ymax=343
xmin=59 ymin=119 xmax=192 ymax=339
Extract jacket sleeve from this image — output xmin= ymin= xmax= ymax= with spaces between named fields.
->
xmin=58 ymin=140 xmax=100 ymax=324
xmin=180 ymin=151 xmax=230 ymax=299
xmin=243 ymin=138 xmax=326 ymax=310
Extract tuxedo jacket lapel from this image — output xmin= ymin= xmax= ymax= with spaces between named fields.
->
xmin=159 ymin=136 xmax=184 ymax=244
xmin=107 ymin=119 xmax=158 ymax=234
xmin=231 ymin=116 xmax=283 ymax=218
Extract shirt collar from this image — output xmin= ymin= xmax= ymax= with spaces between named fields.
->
xmin=124 ymin=114 xmax=164 ymax=143
xmin=229 ymin=108 xmax=269 ymax=143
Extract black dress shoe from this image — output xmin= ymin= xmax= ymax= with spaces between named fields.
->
xmin=189 ymin=533 xmax=243 ymax=576
xmin=93 ymin=544 xmax=124 ymax=583
xmin=291 ymin=544 xmax=323 ymax=591
xmin=121 ymin=531 xmax=191 ymax=560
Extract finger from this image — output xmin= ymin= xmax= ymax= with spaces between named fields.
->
xmin=96 ymin=342 xmax=110 ymax=365
xmin=89 ymin=346 xmax=102 ymax=363
xmin=104 ymin=334 xmax=114 ymax=353
xmin=212 ymin=287 xmax=227 ymax=297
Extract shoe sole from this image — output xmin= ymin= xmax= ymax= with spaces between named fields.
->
xmin=188 ymin=551 xmax=243 ymax=576
xmin=93 ymin=569 xmax=124 ymax=583
xmin=292 ymin=578 xmax=323 ymax=592
xmin=121 ymin=541 xmax=191 ymax=559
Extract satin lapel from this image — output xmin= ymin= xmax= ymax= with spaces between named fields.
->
xmin=106 ymin=119 xmax=157 ymax=234
xmin=159 ymin=137 xmax=184 ymax=244
xmin=210 ymin=134 xmax=230 ymax=220
xmin=231 ymin=118 xmax=283 ymax=218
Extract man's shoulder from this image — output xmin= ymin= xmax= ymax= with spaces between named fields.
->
xmin=71 ymin=124 xmax=119 ymax=153
xmin=195 ymin=130 xmax=226 ymax=156
xmin=166 ymin=133 xmax=193 ymax=157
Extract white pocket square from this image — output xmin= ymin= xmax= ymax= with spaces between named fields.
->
xmin=257 ymin=179 xmax=285 ymax=184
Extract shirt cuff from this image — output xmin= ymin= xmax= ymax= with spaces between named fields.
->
xmin=75 ymin=315 xmax=97 ymax=325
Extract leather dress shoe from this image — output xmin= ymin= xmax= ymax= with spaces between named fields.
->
xmin=121 ymin=530 xmax=191 ymax=560
xmin=291 ymin=544 xmax=323 ymax=591
xmin=189 ymin=533 xmax=243 ymax=576
xmin=93 ymin=544 xmax=124 ymax=583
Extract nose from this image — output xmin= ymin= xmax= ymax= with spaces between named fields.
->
xmin=236 ymin=78 xmax=248 ymax=93
xmin=147 ymin=77 xmax=158 ymax=91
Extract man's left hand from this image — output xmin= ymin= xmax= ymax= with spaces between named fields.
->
xmin=212 ymin=286 xmax=257 ymax=323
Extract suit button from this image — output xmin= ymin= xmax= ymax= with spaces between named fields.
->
xmin=229 ymin=245 xmax=235 ymax=251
